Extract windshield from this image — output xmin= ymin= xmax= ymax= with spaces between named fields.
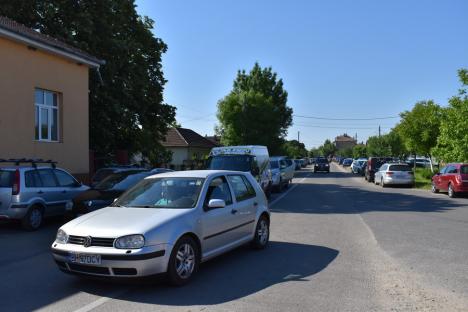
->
xmin=207 ymin=155 xmax=252 ymax=172
xmin=94 ymin=170 xmax=149 ymax=190
xmin=316 ymin=158 xmax=328 ymax=164
xmin=114 ymin=177 xmax=205 ymax=209
xmin=0 ymin=170 xmax=14 ymax=187
xmin=270 ymin=161 xmax=279 ymax=169
xmin=92 ymin=169 xmax=114 ymax=183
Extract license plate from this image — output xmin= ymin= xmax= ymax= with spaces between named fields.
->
xmin=69 ymin=253 xmax=101 ymax=265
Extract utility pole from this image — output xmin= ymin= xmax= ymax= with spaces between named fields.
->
xmin=378 ymin=125 xmax=381 ymax=137
xmin=297 ymin=131 xmax=300 ymax=143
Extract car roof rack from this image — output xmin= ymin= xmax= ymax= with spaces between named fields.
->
xmin=0 ymin=158 xmax=57 ymax=168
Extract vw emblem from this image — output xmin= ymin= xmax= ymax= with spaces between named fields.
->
xmin=83 ymin=236 xmax=92 ymax=248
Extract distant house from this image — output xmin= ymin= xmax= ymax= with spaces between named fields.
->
xmin=162 ymin=127 xmax=219 ymax=170
xmin=0 ymin=16 xmax=104 ymax=181
xmin=205 ymin=135 xmax=222 ymax=146
xmin=334 ymin=134 xmax=357 ymax=150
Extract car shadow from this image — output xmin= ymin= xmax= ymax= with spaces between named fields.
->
xmin=80 ymin=241 xmax=339 ymax=306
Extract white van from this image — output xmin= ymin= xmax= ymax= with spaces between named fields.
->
xmin=207 ymin=146 xmax=272 ymax=198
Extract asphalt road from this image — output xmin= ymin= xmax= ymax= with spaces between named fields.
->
xmin=0 ymin=164 xmax=467 ymax=311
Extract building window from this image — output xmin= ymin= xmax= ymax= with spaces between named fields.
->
xmin=35 ymin=88 xmax=59 ymax=142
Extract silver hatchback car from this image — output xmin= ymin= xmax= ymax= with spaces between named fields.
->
xmin=51 ymin=170 xmax=270 ymax=285
xmin=0 ymin=160 xmax=89 ymax=230
xmin=374 ymin=163 xmax=415 ymax=187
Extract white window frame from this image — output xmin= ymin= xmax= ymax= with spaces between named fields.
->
xmin=35 ymin=88 xmax=59 ymax=142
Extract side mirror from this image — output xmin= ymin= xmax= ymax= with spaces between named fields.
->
xmin=208 ymin=199 xmax=226 ymax=209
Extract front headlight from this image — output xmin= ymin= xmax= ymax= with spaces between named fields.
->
xmin=114 ymin=234 xmax=145 ymax=249
xmin=56 ymin=229 xmax=68 ymax=244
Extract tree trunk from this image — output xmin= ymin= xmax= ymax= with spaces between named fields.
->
xmin=428 ymin=154 xmax=434 ymax=173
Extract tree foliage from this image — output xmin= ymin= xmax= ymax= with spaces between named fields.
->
xmin=282 ymin=140 xmax=308 ymax=158
xmin=433 ymin=69 xmax=468 ymax=162
xmin=216 ymin=63 xmax=293 ymax=154
xmin=0 ymin=0 xmax=175 ymax=163
xmin=318 ymin=139 xmax=337 ymax=157
xmin=395 ymin=100 xmax=442 ymax=157
xmin=352 ymin=145 xmax=367 ymax=158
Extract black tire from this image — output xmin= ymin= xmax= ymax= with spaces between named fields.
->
xmin=448 ymin=184 xmax=456 ymax=198
xmin=381 ymin=178 xmax=386 ymax=188
xmin=265 ymin=184 xmax=272 ymax=199
xmin=21 ymin=205 xmax=43 ymax=231
xmin=167 ymin=236 xmax=200 ymax=286
xmin=251 ymin=215 xmax=270 ymax=249
xmin=431 ymin=182 xmax=439 ymax=193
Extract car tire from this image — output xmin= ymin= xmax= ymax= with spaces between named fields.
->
xmin=265 ymin=184 xmax=272 ymax=199
xmin=448 ymin=184 xmax=456 ymax=198
xmin=251 ymin=215 xmax=270 ymax=250
xmin=167 ymin=236 xmax=200 ymax=286
xmin=21 ymin=205 xmax=43 ymax=231
xmin=381 ymin=178 xmax=386 ymax=188
xmin=431 ymin=182 xmax=439 ymax=193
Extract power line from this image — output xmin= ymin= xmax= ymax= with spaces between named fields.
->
xmin=293 ymin=114 xmax=400 ymax=121
xmin=294 ymin=124 xmax=391 ymax=130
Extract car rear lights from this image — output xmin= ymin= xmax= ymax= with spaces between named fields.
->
xmin=386 ymin=172 xmax=394 ymax=176
xmin=12 ymin=169 xmax=20 ymax=195
xmin=455 ymin=175 xmax=463 ymax=184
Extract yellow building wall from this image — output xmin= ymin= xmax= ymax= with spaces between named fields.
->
xmin=0 ymin=36 xmax=90 ymax=176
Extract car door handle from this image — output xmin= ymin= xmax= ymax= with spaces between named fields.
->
xmin=231 ymin=209 xmax=238 ymax=214
xmin=253 ymin=202 xmax=258 ymax=207
xmin=37 ymin=191 xmax=44 ymax=194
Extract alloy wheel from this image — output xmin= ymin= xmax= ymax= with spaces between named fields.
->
xmin=30 ymin=208 xmax=43 ymax=229
xmin=258 ymin=219 xmax=269 ymax=246
xmin=175 ymin=243 xmax=195 ymax=279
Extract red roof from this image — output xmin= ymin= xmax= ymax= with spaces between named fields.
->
xmin=162 ymin=128 xmax=219 ymax=149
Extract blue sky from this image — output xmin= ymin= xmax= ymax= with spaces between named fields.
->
xmin=135 ymin=0 xmax=468 ymax=149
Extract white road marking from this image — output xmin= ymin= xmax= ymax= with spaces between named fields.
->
xmin=73 ymin=288 xmax=130 ymax=312
xmin=270 ymin=173 xmax=310 ymax=207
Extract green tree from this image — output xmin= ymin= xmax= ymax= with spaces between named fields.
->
xmin=309 ymin=148 xmax=320 ymax=158
xmin=0 ymin=1 xmax=176 ymax=163
xmin=396 ymin=100 xmax=443 ymax=171
xmin=216 ymin=63 xmax=293 ymax=154
xmin=433 ymin=69 xmax=468 ymax=162
xmin=352 ymin=145 xmax=367 ymax=158
xmin=282 ymin=140 xmax=308 ymax=158
xmin=366 ymin=136 xmax=390 ymax=157
xmin=318 ymin=139 xmax=337 ymax=157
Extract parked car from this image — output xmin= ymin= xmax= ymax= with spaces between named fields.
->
xmin=90 ymin=165 xmax=142 ymax=187
xmin=207 ymin=146 xmax=272 ymax=198
xmin=351 ymin=160 xmax=367 ymax=174
xmin=293 ymin=159 xmax=302 ymax=170
xmin=431 ymin=163 xmax=468 ymax=198
xmin=342 ymin=158 xmax=353 ymax=167
xmin=300 ymin=158 xmax=308 ymax=168
xmin=269 ymin=156 xmax=294 ymax=192
xmin=314 ymin=158 xmax=330 ymax=173
xmin=364 ymin=157 xmax=393 ymax=182
xmin=51 ymin=170 xmax=270 ymax=285
xmin=71 ymin=168 xmax=172 ymax=217
xmin=0 ymin=159 xmax=89 ymax=230
xmin=374 ymin=163 xmax=414 ymax=187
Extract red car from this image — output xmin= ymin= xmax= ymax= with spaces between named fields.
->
xmin=431 ymin=163 xmax=468 ymax=198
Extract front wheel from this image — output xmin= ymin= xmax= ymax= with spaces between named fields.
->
xmin=251 ymin=216 xmax=270 ymax=249
xmin=22 ymin=205 xmax=43 ymax=231
xmin=448 ymin=184 xmax=456 ymax=198
xmin=167 ymin=236 xmax=199 ymax=286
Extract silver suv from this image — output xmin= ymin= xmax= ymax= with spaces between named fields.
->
xmin=0 ymin=159 xmax=89 ymax=230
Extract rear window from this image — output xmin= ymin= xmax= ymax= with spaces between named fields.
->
xmin=460 ymin=166 xmax=468 ymax=174
xmin=316 ymin=158 xmax=328 ymax=164
xmin=389 ymin=165 xmax=412 ymax=171
xmin=0 ymin=170 xmax=14 ymax=187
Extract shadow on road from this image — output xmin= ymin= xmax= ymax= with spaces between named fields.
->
xmin=106 ymin=241 xmax=339 ymax=306
xmin=271 ymin=179 xmax=463 ymax=214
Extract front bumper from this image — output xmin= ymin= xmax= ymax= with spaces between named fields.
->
xmin=51 ymin=242 xmax=171 ymax=278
